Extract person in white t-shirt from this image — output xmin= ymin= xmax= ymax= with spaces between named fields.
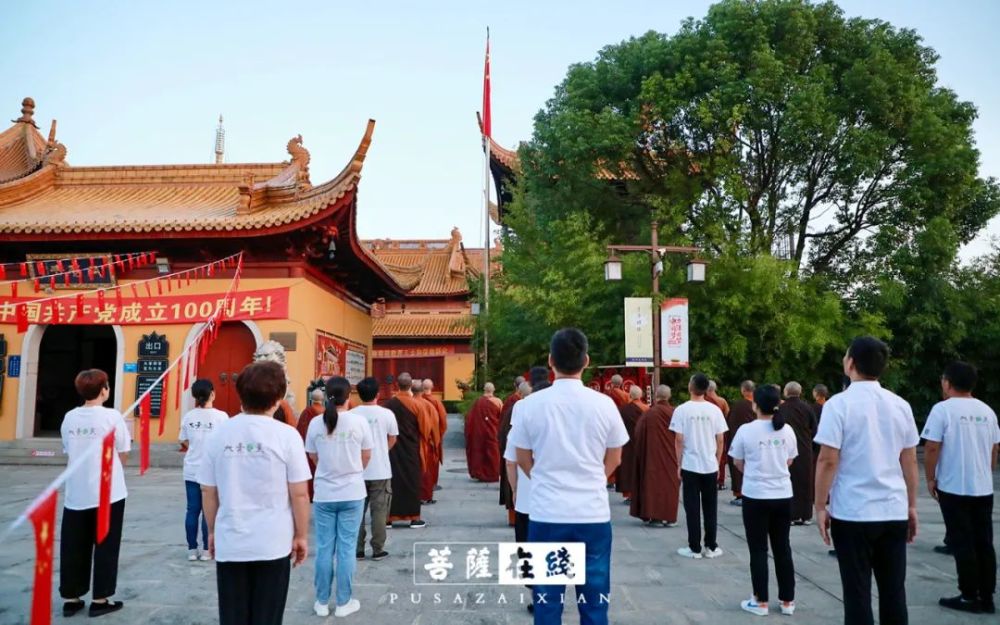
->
xmin=670 ymin=373 xmax=728 ymax=559
xmin=352 ymin=376 xmax=398 ymax=562
xmin=305 ymin=376 xmax=373 ymax=618
xmin=178 ymin=379 xmax=228 ymax=562
xmin=199 ymin=361 xmax=312 ymax=625
xmin=509 ymin=328 xmax=628 ymax=625
xmin=729 ymin=384 xmax=798 ymax=617
xmin=922 ymin=361 xmax=1000 ymax=614
xmin=59 ymin=369 xmax=131 ymax=618
xmin=814 ymin=336 xmax=920 ymax=625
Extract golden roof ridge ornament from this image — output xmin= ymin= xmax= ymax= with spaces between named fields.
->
xmin=287 ymin=134 xmax=310 ymax=185
xmin=13 ymin=97 xmax=38 ymax=127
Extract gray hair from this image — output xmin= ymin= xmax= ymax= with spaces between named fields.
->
xmin=784 ymin=381 xmax=803 ymax=397
xmin=740 ymin=380 xmax=755 ymax=393
xmin=707 ymin=380 xmax=718 ymax=393
xmin=484 ymin=382 xmax=495 ymax=394
xmin=309 ymin=389 xmax=325 ymax=403
xmin=422 ymin=379 xmax=434 ymax=390
xmin=518 ymin=382 xmax=532 ymax=396
xmin=813 ymin=384 xmax=830 ymax=399
xmin=610 ymin=374 xmax=624 ymax=387
xmin=514 ymin=376 xmax=525 ymax=388
xmin=629 ymin=386 xmax=643 ymax=400
xmin=397 ymin=372 xmax=412 ymax=391
xmin=655 ymin=384 xmax=672 ymax=400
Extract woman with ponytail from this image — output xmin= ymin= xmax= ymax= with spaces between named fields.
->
xmin=303 ymin=376 xmax=373 ymax=618
xmin=728 ymin=384 xmax=799 ymax=616
xmin=178 ymin=379 xmax=228 ymax=562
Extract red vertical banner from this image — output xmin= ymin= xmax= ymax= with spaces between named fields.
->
xmin=16 ymin=304 xmax=28 ymax=333
xmin=482 ymin=29 xmax=492 ymax=138
xmin=97 ymin=430 xmax=114 ymax=544
xmin=139 ymin=394 xmax=151 ymax=475
xmin=28 ymin=489 xmax=57 ymax=625
xmin=159 ymin=372 xmax=170 ymax=436
xmin=174 ymin=361 xmax=182 ymax=411
xmin=75 ymin=293 xmax=84 ymax=317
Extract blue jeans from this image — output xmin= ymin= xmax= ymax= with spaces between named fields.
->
xmin=185 ymin=480 xmax=208 ymax=550
xmin=314 ymin=499 xmax=365 ymax=606
xmin=528 ymin=520 xmax=612 ymax=625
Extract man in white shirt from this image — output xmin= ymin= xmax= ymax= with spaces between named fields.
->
xmin=922 ymin=361 xmax=1000 ymax=614
xmin=814 ymin=336 xmax=920 ymax=625
xmin=670 ymin=373 xmax=728 ymax=559
xmin=352 ymin=377 xmax=399 ymax=561
xmin=510 ymin=328 xmax=628 ymax=625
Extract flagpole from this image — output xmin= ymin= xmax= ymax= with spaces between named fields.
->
xmin=482 ymin=27 xmax=491 ymax=384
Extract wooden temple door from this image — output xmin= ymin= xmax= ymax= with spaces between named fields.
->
xmin=199 ymin=323 xmax=256 ymax=415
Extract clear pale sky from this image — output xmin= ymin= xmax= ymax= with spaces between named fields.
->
xmin=2 ymin=1 xmax=997 ymax=259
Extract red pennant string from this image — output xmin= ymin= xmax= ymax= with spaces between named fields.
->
xmin=144 ymin=282 xmax=152 ymax=298
xmin=115 ymin=287 xmax=123 ymax=309
xmin=165 ymin=278 xmax=172 ymax=293
xmin=19 ymin=262 xmax=27 ymax=277
xmin=48 ymin=276 xmax=55 ymax=290
xmin=207 ymin=263 xmax=214 ymax=277
xmin=182 ymin=351 xmax=191 ymax=391
xmin=88 ymin=264 xmax=95 ymax=281
xmin=174 ymin=360 xmax=182 ymax=411
xmin=74 ymin=270 xmax=83 ymax=282
xmin=185 ymin=271 xmax=191 ymax=286
xmin=127 ymin=254 xmax=134 ymax=270
xmin=157 ymin=279 xmax=163 ymax=296
xmin=130 ymin=284 xmax=138 ymax=299
xmin=97 ymin=290 xmax=105 ymax=308
xmin=158 ymin=372 xmax=170 ymax=436
xmin=63 ymin=273 xmax=70 ymax=286
xmin=33 ymin=278 xmax=40 ymax=293
xmin=55 ymin=260 xmax=64 ymax=273
xmin=139 ymin=395 xmax=151 ymax=475
xmin=16 ymin=304 xmax=28 ymax=333
xmin=0 ymin=265 xmax=5 ymax=280
xmin=76 ymin=293 xmax=84 ymax=317
xmin=11 ymin=281 xmax=17 ymax=298
xmin=71 ymin=259 xmax=80 ymax=271
xmin=97 ymin=430 xmax=114 ymax=544
xmin=28 ymin=489 xmax=57 ymax=625
xmin=36 ymin=261 xmax=46 ymax=276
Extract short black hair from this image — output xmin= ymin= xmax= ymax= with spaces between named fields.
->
xmin=191 ymin=379 xmax=214 ymax=407
xmin=689 ymin=373 xmax=710 ymax=395
xmin=357 ymin=377 xmax=380 ymax=402
xmin=550 ymin=328 xmax=588 ymax=374
xmin=943 ymin=361 xmax=977 ymax=393
xmin=847 ymin=336 xmax=890 ymax=379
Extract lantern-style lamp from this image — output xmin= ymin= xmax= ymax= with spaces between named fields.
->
xmin=604 ymin=255 xmax=623 ymax=281
xmin=686 ymin=259 xmax=707 ymax=283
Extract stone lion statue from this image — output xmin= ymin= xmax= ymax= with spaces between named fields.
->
xmin=253 ymin=340 xmax=296 ymax=411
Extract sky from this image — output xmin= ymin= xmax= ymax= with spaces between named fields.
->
xmin=2 ymin=0 xmax=998 ymax=259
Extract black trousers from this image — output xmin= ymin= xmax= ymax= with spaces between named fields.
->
xmin=741 ymin=497 xmax=794 ymax=602
xmin=831 ymin=518 xmax=908 ymax=625
xmin=514 ymin=511 xmax=530 ymax=543
xmin=217 ymin=556 xmax=291 ymax=625
xmin=681 ymin=470 xmax=718 ymax=552
xmin=59 ymin=499 xmax=126 ymax=600
xmin=937 ymin=490 xmax=996 ymax=601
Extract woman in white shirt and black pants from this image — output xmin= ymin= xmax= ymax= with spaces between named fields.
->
xmin=729 ymin=384 xmax=798 ymax=616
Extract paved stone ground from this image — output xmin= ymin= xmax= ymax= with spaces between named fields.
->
xmin=0 ymin=415 xmax=994 ymax=624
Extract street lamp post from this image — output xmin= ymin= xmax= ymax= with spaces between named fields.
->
xmin=604 ymin=218 xmax=704 ymax=390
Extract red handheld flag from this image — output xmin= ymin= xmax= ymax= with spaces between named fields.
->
xmin=139 ymin=394 xmax=151 ymax=475
xmin=482 ymin=30 xmax=492 ymax=139
xmin=28 ymin=489 xmax=58 ymax=625
xmin=97 ymin=430 xmax=115 ymax=544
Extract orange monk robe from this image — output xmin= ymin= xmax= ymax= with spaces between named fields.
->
xmin=608 ymin=387 xmax=630 ymax=409
xmin=413 ymin=396 xmax=440 ymax=501
xmin=421 ymin=394 xmax=448 ymax=493
xmin=274 ymin=400 xmax=297 ymax=427
xmin=707 ymin=395 xmax=731 ymax=487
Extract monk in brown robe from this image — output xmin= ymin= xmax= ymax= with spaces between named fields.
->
xmin=498 ymin=377 xmax=526 ymax=526
xmin=607 ymin=374 xmax=630 ymax=408
xmin=295 ymin=389 xmax=326 ymax=501
xmin=383 ymin=373 xmax=425 ymax=527
xmin=412 ymin=380 xmax=441 ymax=504
xmin=707 ymin=380 xmax=731 ymax=489
xmin=726 ymin=380 xmax=756 ymax=504
xmin=630 ymin=385 xmax=680 ymax=526
xmin=421 ymin=379 xmax=449 ymax=493
xmin=616 ymin=385 xmax=648 ymax=502
xmin=465 ymin=383 xmax=502 ymax=482
xmin=778 ymin=381 xmax=817 ymax=524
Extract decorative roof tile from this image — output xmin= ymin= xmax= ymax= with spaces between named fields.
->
xmin=364 ymin=228 xmax=480 ymax=296
xmin=373 ymin=314 xmax=474 ymax=338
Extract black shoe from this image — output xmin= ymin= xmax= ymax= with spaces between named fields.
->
xmin=410 ymin=520 xmax=427 ymax=528
xmin=63 ymin=600 xmax=86 ymax=617
xmin=434 ymin=484 xmax=442 ymax=491
xmin=940 ymin=595 xmax=981 ymax=613
xmin=356 ymin=551 xmax=365 ymax=560
xmin=981 ymin=599 xmax=996 ymax=614
xmin=717 ymin=484 xmax=727 ymax=491
xmin=933 ymin=544 xmax=954 ymax=555
xmin=792 ymin=520 xmax=806 ymax=526
xmin=88 ymin=601 xmax=124 ymax=618
xmin=623 ymin=498 xmax=632 ymax=504
xmin=527 ymin=603 xmax=534 ymax=614
xmin=372 ymin=550 xmax=389 ymax=561
xmin=423 ymin=499 xmax=437 ymax=505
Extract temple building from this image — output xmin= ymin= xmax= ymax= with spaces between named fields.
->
xmin=364 ymin=229 xmax=483 ymax=402
xmin=0 ymin=97 xmax=411 ymax=446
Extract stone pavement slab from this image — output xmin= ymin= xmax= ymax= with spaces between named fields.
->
xmin=0 ymin=415 xmax=993 ymax=624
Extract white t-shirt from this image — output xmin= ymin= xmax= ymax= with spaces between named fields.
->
xmin=669 ymin=400 xmax=728 ymax=474
xmin=503 ymin=433 xmax=532 ymax=515
xmin=179 ymin=407 xmax=229 ymax=482
xmin=351 ymin=404 xmax=399 ymax=481
xmin=728 ymin=419 xmax=798 ymax=499
xmin=61 ymin=406 xmax=131 ymax=510
xmin=305 ymin=411 xmax=373 ymax=502
xmin=921 ymin=397 xmax=1000 ymax=497
xmin=197 ymin=414 xmax=311 ymax=562
xmin=814 ymin=381 xmax=920 ymax=522
xmin=507 ymin=379 xmax=629 ymax=524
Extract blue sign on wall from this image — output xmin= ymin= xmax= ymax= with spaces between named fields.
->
xmin=7 ymin=355 xmax=21 ymax=378
xmin=123 ymin=362 xmax=138 ymax=373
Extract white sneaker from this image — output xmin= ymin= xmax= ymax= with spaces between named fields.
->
xmin=677 ymin=547 xmax=702 ymax=559
xmin=741 ymin=598 xmax=769 ymax=616
xmin=334 ymin=599 xmax=360 ymax=617
xmin=704 ymin=547 xmax=724 ymax=559
xmin=187 ymin=549 xmax=198 ymax=562
xmin=665 ymin=521 xmax=678 ymax=528
xmin=314 ymin=601 xmax=330 ymax=617
xmin=780 ymin=602 xmax=796 ymax=615
xmin=199 ymin=552 xmax=213 ymax=562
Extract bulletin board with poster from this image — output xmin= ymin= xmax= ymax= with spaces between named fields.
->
xmin=315 ymin=331 xmax=368 ymax=384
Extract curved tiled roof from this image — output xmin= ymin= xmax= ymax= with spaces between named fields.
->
xmin=373 ymin=313 xmax=474 ymax=338
xmin=0 ymin=114 xmax=48 ymax=184
xmin=364 ymin=230 xmax=479 ymax=296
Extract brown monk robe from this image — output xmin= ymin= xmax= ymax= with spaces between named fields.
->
xmin=421 ymin=379 xmax=449 ymax=493
xmin=296 ymin=390 xmax=326 ymax=502
xmin=497 ymin=379 xmax=525 ymax=526
xmin=616 ymin=386 xmax=648 ymax=500
xmin=777 ymin=383 xmax=818 ymax=523
xmin=412 ymin=381 xmax=441 ymax=503
xmin=273 ymin=399 xmax=298 ymax=427
xmin=384 ymin=374 xmax=424 ymax=524
xmin=465 ymin=383 xmax=502 ymax=482
xmin=726 ymin=381 xmax=756 ymax=500
xmin=630 ymin=386 xmax=680 ymax=525
xmin=706 ymin=382 xmax=731 ymax=488
xmin=606 ymin=374 xmax=630 ymax=408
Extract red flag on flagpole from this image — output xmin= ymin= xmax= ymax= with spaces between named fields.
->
xmin=482 ymin=29 xmax=492 ymax=139
xmin=97 ymin=430 xmax=115 ymax=544
xmin=28 ymin=489 xmax=58 ymax=625
xmin=139 ymin=394 xmax=151 ymax=475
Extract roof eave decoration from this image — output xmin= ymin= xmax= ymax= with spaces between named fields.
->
xmin=237 ymin=134 xmax=313 ymax=214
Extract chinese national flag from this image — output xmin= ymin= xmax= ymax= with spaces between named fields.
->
xmin=482 ymin=30 xmax=491 ymax=139
xmin=139 ymin=394 xmax=151 ymax=475
xmin=28 ymin=489 xmax=57 ymax=625
xmin=97 ymin=430 xmax=114 ymax=544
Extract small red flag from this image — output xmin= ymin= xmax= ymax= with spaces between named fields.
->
xmin=28 ymin=489 xmax=58 ymax=625
xmin=0 ymin=265 xmax=5 ymax=280
xmin=127 ymin=254 xmax=134 ymax=270
xmin=48 ymin=276 xmax=55 ymax=290
xmin=33 ymin=278 xmax=40 ymax=293
xmin=11 ymin=281 xmax=17 ymax=298
xmin=157 ymin=279 xmax=163 ymax=296
xmin=144 ymin=282 xmax=152 ymax=298
xmin=63 ymin=272 xmax=70 ymax=287
xmin=174 ymin=360 xmax=183 ymax=410
xmin=159 ymin=372 xmax=170 ymax=436
xmin=20 ymin=262 xmax=28 ymax=277
xmin=97 ymin=290 xmax=105 ymax=309
xmin=87 ymin=264 xmax=95 ymax=281
xmin=114 ymin=287 xmax=123 ymax=309
xmin=16 ymin=304 xmax=28 ymax=333
xmin=55 ymin=260 xmax=64 ymax=273
xmin=75 ymin=293 xmax=84 ymax=317
xmin=97 ymin=430 xmax=115 ymax=544
xmin=36 ymin=261 xmax=46 ymax=276
xmin=139 ymin=394 xmax=151 ymax=475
